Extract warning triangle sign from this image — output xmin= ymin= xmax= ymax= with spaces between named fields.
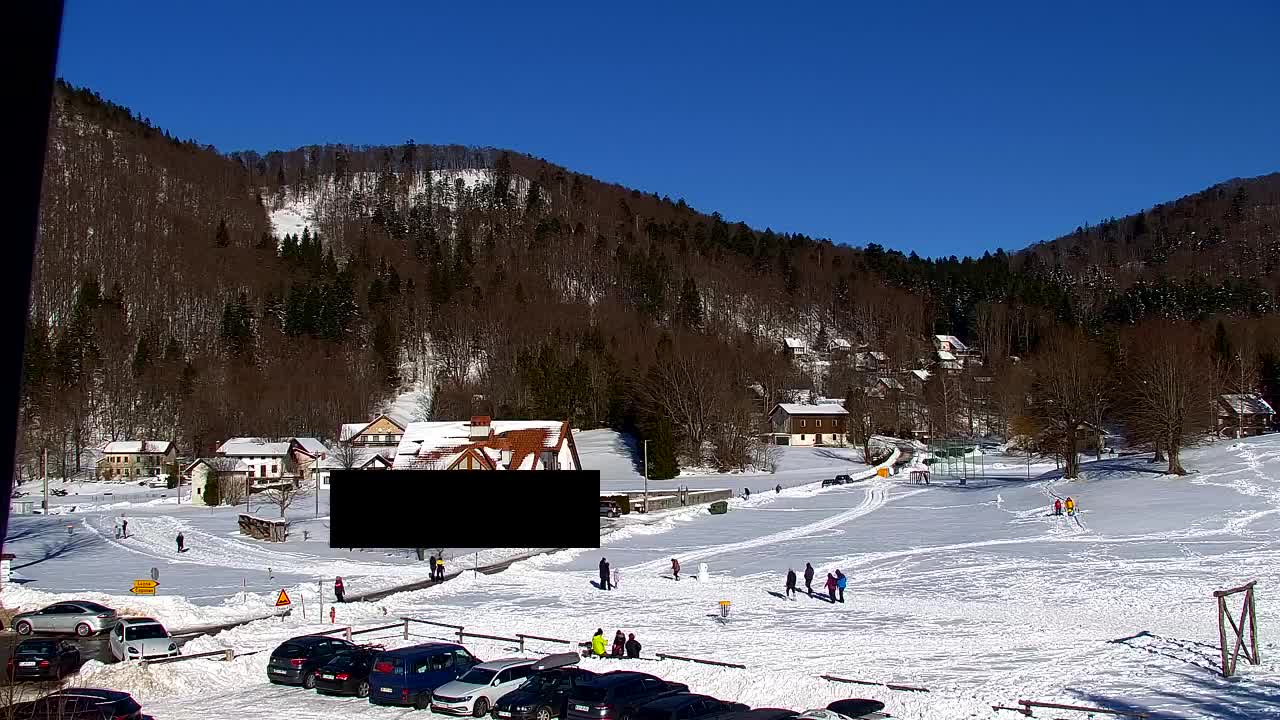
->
xmin=275 ymin=589 xmax=292 ymax=607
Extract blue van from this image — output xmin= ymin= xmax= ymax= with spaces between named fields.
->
xmin=368 ymin=643 xmax=480 ymax=709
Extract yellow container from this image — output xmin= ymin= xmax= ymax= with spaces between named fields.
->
xmin=877 ymin=468 xmax=889 ymax=478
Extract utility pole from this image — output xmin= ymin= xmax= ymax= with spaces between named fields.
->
xmin=643 ymin=440 xmax=649 ymax=514
xmin=41 ymin=447 xmax=48 ymax=514
xmin=1236 ymin=354 xmax=1244 ymax=439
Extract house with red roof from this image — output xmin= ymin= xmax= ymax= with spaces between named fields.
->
xmin=392 ymin=416 xmax=581 ymax=471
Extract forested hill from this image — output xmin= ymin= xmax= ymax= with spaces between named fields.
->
xmin=18 ymin=80 xmax=1280 ymax=479
xmin=1019 ymin=173 xmax=1280 ymax=324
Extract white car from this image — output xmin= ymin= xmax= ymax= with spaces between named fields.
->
xmin=431 ymin=657 xmax=537 ymax=717
xmin=109 ymin=618 xmax=180 ymax=662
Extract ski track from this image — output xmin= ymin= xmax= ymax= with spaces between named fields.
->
xmin=623 ymin=480 xmax=926 ymax=574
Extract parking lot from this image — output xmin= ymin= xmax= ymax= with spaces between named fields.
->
xmin=0 ymin=629 xmax=196 ymax=668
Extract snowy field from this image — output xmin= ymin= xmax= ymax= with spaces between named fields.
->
xmin=5 ymin=432 xmax=1280 ymax=719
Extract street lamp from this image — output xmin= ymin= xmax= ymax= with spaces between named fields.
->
xmin=643 ymin=440 xmax=649 ymax=513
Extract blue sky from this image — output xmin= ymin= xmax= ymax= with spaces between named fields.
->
xmin=55 ymin=1 xmax=1279 ymax=258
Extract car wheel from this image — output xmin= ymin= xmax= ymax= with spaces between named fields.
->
xmin=356 ymin=680 xmax=370 ymax=698
xmin=536 ymin=706 xmax=554 ymax=720
xmin=302 ymin=670 xmax=317 ymax=690
xmin=15 ymin=621 xmax=32 ymax=636
xmin=473 ymin=698 xmax=490 ymax=718
xmin=415 ymin=693 xmax=431 ymax=710
xmin=74 ymin=623 xmax=92 ymax=637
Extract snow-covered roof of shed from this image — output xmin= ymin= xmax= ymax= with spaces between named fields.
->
xmin=1221 ymin=394 xmax=1276 ymax=415
xmin=103 ymin=441 xmax=172 ymax=455
xmin=783 ymin=338 xmax=806 ymax=348
xmin=878 ymin=377 xmax=904 ymax=390
xmin=829 ymin=338 xmax=852 ymax=349
xmin=911 ymin=369 xmax=931 ymax=381
xmin=293 ymin=437 xmax=328 ymax=455
xmin=770 ymin=403 xmax=847 ymax=417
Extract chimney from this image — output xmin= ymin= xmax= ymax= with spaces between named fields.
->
xmin=469 ymin=416 xmax=492 ymax=441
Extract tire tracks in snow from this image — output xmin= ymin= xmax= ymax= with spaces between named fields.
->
xmin=622 ymin=480 xmax=926 ymax=574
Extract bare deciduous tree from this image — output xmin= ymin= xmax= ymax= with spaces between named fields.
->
xmin=1026 ymin=328 xmax=1110 ymax=479
xmin=1118 ymin=321 xmax=1215 ymax=475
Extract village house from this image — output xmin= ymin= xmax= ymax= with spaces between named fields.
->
xmin=338 ymin=413 xmax=409 ymax=447
xmin=311 ymin=451 xmax=392 ymax=488
xmin=828 ymin=337 xmax=853 ymax=358
xmin=393 ymin=416 xmax=582 ymax=471
xmin=1217 ymin=393 xmax=1276 ymax=437
xmin=783 ymin=338 xmax=808 ymax=356
xmin=212 ymin=437 xmax=323 ymax=489
xmin=185 ymin=457 xmax=250 ymax=506
xmin=97 ymin=440 xmax=177 ymax=480
xmin=854 ymin=350 xmax=889 ymax=372
xmin=766 ymin=403 xmax=848 ymax=446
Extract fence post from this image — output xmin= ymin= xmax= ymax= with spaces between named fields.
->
xmin=458 ymin=627 xmax=465 ymax=644
xmin=345 ymin=626 xmax=352 ymax=642
xmin=224 ymin=649 xmax=235 ymax=661
xmin=403 ymin=618 xmax=410 ymax=640
xmin=519 ymin=635 xmax=525 ymax=654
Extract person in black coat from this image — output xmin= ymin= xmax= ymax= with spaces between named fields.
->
xmin=785 ymin=568 xmax=798 ymax=598
xmin=599 ymin=557 xmax=611 ymax=590
xmin=803 ymin=563 xmax=815 ymax=596
xmin=625 ymin=633 xmax=641 ymax=658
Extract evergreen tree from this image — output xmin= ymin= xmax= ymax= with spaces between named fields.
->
xmin=641 ymin=415 xmax=679 ymax=480
xmin=1212 ymin=320 xmax=1233 ymax=365
xmin=215 ymin=218 xmax=230 ymax=248
xmin=677 ymin=277 xmax=704 ymax=329
xmin=131 ymin=335 xmax=151 ymax=378
xmin=202 ymin=471 xmax=221 ymax=506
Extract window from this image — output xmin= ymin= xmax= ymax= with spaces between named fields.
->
xmin=431 ymin=652 xmax=455 ymax=670
xmin=816 ymin=419 xmax=822 ymax=427
xmin=801 ymin=435 xmax=806 ymax=441
xmin=414 ymin=660 xmax=433 ymax=674
xmin=248 ymin=467 xmax=256 ymax=478
xmin=800 ymin=419 xmax=806 ymax=428
xmin=508 ymin=665 xmax=533 ymax=682
xmin=271 ymin=465 xmax=278 ymax=475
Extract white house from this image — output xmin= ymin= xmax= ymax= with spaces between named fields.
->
xmin=215 ymin=438 xmax=301 ymax=489
xmin=393 ymin=416 xmax=581 ymax=471
xmin=783 ymin=338 xmax=808 ymax=356
xmin=766 ymin=403 xmax=848 ymax=446
xmin=185 ymin=457 xmax=250 ymax=506
xmin=311 ymin=451 xmax=392 ymax=488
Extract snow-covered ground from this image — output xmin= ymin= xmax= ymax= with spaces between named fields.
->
xmin=6 ymin=432 xmax=1280 ymax=719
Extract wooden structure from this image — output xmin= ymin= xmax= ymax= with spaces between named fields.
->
xmin=238 ymin=514 xmax=288 ymax=542
xmin=993 ymin=699 xmax=1147 ymax=717
xmin=1215 ymin=580 xmax=1260 ymax=678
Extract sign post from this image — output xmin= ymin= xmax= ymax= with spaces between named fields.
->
xmin=131 ymin=580 xmax=158 ymax=595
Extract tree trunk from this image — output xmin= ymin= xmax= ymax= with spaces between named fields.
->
xmin=1166 ymin=444 xmax=1187 ymax=476
xmin=1151 ymin=439 xmax=1165 ymax=463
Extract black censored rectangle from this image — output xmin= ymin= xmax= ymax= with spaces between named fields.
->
xmin=328 ymin=470 xmax=601 ymax=549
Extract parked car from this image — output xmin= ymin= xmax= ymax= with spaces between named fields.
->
xmin=834 ymin=474 xmax=853 ymax=484
xmin=433 ymin=657 xmax=537 ymax=716
xmin=635 ymin=693 xmax=748 ymax=720
xmin=710 ymin=711 xmax=798 ymax=720
xmin=267 ymin=634 xmax=357 ymax=688
xmin=9 ymin=689 xmax=143 ymax=720
xmin=820 ymin=478 xmax=843 ymax=487
xmin=565 ymin=671 xmax=688 ymax=720
xmin=12 ymin=601 xmax=118 ymax=637
xmin=108 ymin=617 xmax=179 ymax=661
xmin=600 ymin=500 xmax=620 ymax=518
xmin=795 ymin=699 xmax=888 ymax=720
xmin=313 ymin=644 xmax=383 ymax=698
xmin=368 ymin=642 xmax=480 ymax=709
xmin=7 ymin=639 xmax=81 ymax=680
xmin=491 ymin=653 xmax=596 ymax=720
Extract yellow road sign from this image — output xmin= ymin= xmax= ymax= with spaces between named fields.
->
xmin=275 ymin=589 xmax=292 ymax=607
xmin=130 ymin=587 xmax=156 ymax=595
xmin=132 ymin=579 xmax=159 ymax=590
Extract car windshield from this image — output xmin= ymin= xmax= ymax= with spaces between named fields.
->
xmin=459 ymin=667 xmax=498 ymax=685
xmin=123 ymin=624 xmax=168 ymax=641
xmin=326 ymin=653 xmax=361 ymax=669
xmin=274 ymin=643 xmax=308 ymax=658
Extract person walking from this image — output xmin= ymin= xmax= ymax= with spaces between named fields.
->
xmin=428 ymin=554 xmax=436 ymax=577
xmin=176 ymin=532 xmax=185 ymax=553
xmin=611 ymin=631 xmax=626 ymax=658
xmin=334 ymin=576 xmax=346 ymax=603
xmin=743 ymin=488 xmax=751 ymax=500
xmin=599 ymin=557 xmax=611 ymax=590
xmin=590 ymin=629 xmax=607 ymax=658
xmin=1053 ymin=498 xmax=1062 ymax=516
xmin=835 ymin=570 xmax=846 ymax=603
xmin=803 ymin=563 xmax=815 ymax=596
xmin=825 ymin=573 xmax=838 ymax=603
xmin=625 ymin=633 xmax=641 ymax=659
xmin=785 ymin=568 xmax=798 ymax=599
xmin=1065 ymin=497 xmax=1076 ymax=516
xmin=775 ymin=484 xmax=782 ymax=494
xmin=671 ymin=558 xmax=680 ymax=580
xmin=435 ymin=556 xmax=445 ymax=580
xmin=121 ymin=519 xmax=129 ymax=539
xmin=611 ymin=567 xmax=620 ymax=590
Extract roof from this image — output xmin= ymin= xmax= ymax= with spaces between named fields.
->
xmin=340 ymin=413 xmax=410 ymax=441
xmin=473 ymin=657 xmax=536 ymax=670
xmin=911 ymin=369 xmax=931 ymax=381
xmin=379 ymin=642 xmax=463 ymax=656
xmin=293 ymin=437 xmax=328 ymax=455
xmin=184 ymin=457 xmax=251 ymax=474
xmin=394 ymin=420 xmax=572 ymax=470
xmin=829 ymin=338 xmax=852 ymax=349
xmin=769 ymin=403 xmax=848 ymax=417
xmin=935 ymin=334 xmax=969 ymax=351
xmin=641 ymin=694 xmax=714 ymax=710
xmin=216 ymin=438 xmax=293 ymax=456
xmin=103 ymin=441 xmax=173 ymax=455
xmin=783 ymin=338 xmax=806 ymax=349
xmin=315 ymin=450 xmax=392 ymax=470
xmin=877 ymin=377 xmax=904 ymax=390
xmin=936 ymin=350 xmax=957 ymax=361
xmin=1221 ymin=394 xmax=1276 ymax=415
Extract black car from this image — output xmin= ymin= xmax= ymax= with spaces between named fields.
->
xmin=7 ymin=639 xmax=81 ymax=680
xmin=492 ymin=655 xmax=598 ymax=720
xmin=821 ymin=478 xmax=843 ymax=487
xmin=712 ymin=711 xmax=797 ymax=720
xmin=565 ymin=672 xmax=688 ymax=720
xmin=635 ymin=693 xmax=748 ymax=720
xmin=834 ymin=475 xmax=853 ymax=484
xmin=267 ymin=635 xmax=358 ymax=688
xmin=10 ymin=689 xmax=143 ymax=720
xmin=314 ymin=645 xmax=382 ymax=698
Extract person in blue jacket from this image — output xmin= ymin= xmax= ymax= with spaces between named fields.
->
xmin=835 ymin=570 xmax=847 ymax=603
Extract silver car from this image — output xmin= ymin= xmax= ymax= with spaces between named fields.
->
xmin=109 ymin=618 xmax=180 ymax=661
xmin=12 ymin=601 xmax=118 ymax=637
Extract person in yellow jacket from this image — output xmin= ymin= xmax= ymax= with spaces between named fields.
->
xmin=1064 ymin=497 xmax=1076 ymax=516
xmin=590 ymin=628 xmax=607 ymax=658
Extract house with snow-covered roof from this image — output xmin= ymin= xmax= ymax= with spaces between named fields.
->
xmin=214 ymin=437 xmax=319 ymax=488
xmin=766 ymin=403 xmax=847 ymax=447
xmin=783 ymin=338 xmax=808 ymax=356
xmin=1217 ymin=393 xmax=1276 ymax=437
xmin=393 ymin=416 xmax=581 ymax=471
xmin=97 ymin=440 xmax=177 ymax=480
xmin=338 ymin=413 xmax=409 ymax=447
